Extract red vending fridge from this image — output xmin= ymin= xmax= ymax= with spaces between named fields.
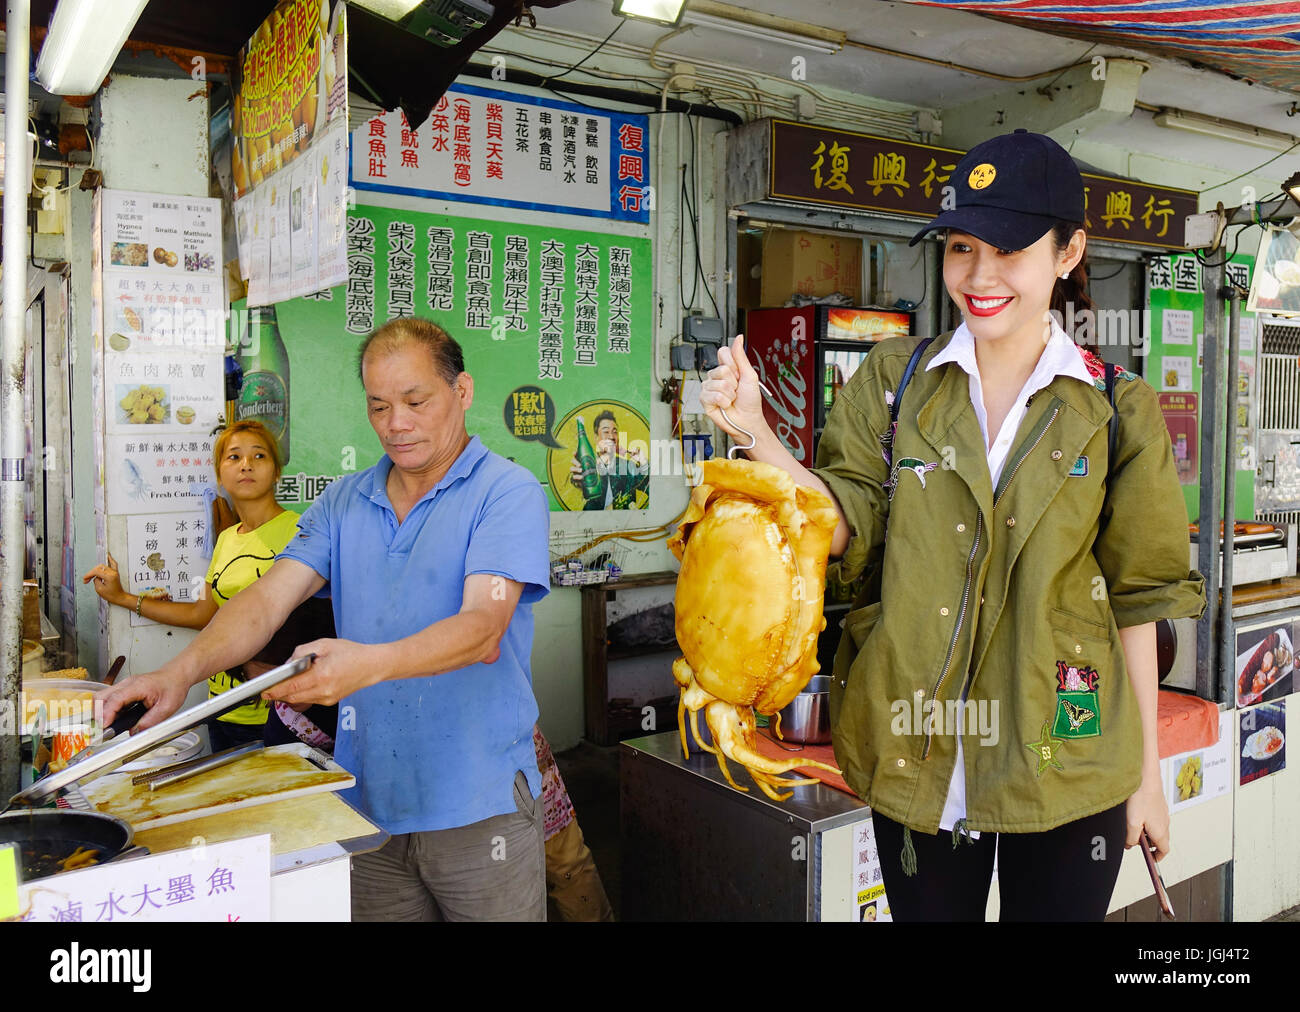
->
xmin=744 ymin=307 xmax=912 ymax=465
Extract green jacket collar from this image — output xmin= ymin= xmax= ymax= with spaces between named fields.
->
xmin=912 ymin=331 xmax=1114 ymax=516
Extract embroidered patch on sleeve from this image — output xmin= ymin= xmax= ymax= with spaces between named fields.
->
xmin=1053 ymin=691 xmax=1101 ymax=738
xmin=1056 ymin=661 xmax=1100 ymax=693
xmin=1069 ymin=455 xmax=1089 ymax=477
xmin=1025 ymin=721 xmax=1066 ymax=776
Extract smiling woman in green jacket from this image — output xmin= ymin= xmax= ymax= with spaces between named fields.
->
xmin=701 ymin=130 xmax=1205 ymax=922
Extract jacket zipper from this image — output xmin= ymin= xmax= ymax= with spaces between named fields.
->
xmin=921 ymin=404 xmax=1061 ymax=760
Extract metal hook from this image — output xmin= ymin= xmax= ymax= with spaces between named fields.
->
xmin=722 ymin=380 xmax=774 ymax=460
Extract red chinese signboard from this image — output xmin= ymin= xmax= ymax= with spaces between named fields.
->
xmin=768 ymin=120 xmax=1196 ymax=251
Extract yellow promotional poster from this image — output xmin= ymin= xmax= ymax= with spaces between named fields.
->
xmin=0 ymin=844 xmax=17 ymax=920
xmin=232 ymin=0 xmax=349 ymax=197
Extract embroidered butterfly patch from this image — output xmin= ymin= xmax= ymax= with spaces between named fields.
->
xmin=1053 ymin=691 xmax=1101 ymax=738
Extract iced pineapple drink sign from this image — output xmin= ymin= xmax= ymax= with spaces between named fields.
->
xmin=261 ymin=205 xmax=652 ymax=513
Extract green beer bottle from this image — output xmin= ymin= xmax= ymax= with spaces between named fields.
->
xmin=575 ymin=416 xmax=602 ymax=501
xmin=236 ymin=305 xmax=290 ymax=464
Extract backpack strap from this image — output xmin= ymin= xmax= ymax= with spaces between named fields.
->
xmin=1104 ymin=362 xmax=1117 ymax=477
xmin=891 ymin=337 xmax=935 ymax=425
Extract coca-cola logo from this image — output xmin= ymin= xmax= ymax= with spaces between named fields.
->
xmin=751 ymin=354 xmax=808 ymax=462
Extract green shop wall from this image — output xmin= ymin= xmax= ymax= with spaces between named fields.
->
xmin=236 ymin=204 xmax=653 ymax=513
xmin=1145 ymin=252 xmax=1257 ymax=522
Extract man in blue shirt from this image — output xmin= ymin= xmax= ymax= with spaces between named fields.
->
xmin=104 ymin=318 xmax=551 ymax=921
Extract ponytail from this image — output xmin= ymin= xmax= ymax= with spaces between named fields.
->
xmin=1048 ymin=221 xmax=1096 ymax=353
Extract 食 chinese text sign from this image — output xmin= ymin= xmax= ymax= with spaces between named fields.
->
xmin=351 ymin=83 xmax=651 ymax=224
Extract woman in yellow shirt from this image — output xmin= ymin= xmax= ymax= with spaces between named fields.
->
xmin=84 ymin=420 xmax=303 ymax=750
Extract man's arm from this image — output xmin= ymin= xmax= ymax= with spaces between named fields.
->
xmin=101 ymin=558 xmax=326 ymax=730
xmin=264 ymin=573 xmax=526 ymax=707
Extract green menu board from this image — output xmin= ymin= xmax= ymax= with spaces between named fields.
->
xmin=1145 ymin=252 xmax=1257 ymax=521
xmin=238 ymin=205 xmax=653 ymax=513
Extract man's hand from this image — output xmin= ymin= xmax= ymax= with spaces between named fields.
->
xmin=101 ymin=669 xmax=190 ymax=733
xmin=568 ymin=454 xmax=584 ymax=488
xmin=263 ymin=640 xmax=379 ymax=707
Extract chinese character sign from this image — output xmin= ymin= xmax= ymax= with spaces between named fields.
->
xmin=125 ymin=511 xmax=212 ymax=625
xmin=231 ymin=0 xmax=348 ymax=197
xmin=17 ymin=835 xmax=272 ymax=922
xmin=770 ymin=120 xmax=1196 ymax=251
xmin=352 ymin=83 xmax=651 ymax=224
xmin=263 ymin=205 xmax=652 ymax=512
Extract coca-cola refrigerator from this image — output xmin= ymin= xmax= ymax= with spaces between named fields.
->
xmin=744 ymin=306 xmax=913 ymax=465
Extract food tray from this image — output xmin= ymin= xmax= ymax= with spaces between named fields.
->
xmin=10 ymin=655 xmax=313 ymax=807
xmin=67 ymin=743 xmax=354 ymax=831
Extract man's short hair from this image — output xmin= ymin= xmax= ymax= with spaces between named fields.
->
xmin=593 ymin=409 xmax=617 ymax=432
xmin=357 ymin=318 xmax=465 ymax=386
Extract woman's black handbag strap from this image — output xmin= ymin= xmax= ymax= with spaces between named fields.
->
xmin=891 ymin=338 xmax=1118 ymax=472
xmin=1105 ymin=362 xmax=1118 ymax=475
xmin=890 ymin=337 xmax=935 ymax=425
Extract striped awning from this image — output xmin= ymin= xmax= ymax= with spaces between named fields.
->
xmin=900 ymin=1 xmax=1300 ymax=92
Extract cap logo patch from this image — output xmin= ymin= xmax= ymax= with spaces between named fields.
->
xmin=968 ymin=163 xmax=997 ymax=190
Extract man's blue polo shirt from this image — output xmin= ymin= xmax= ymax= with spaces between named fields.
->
xmin=277 ymin=436 xmax=549 ymax=834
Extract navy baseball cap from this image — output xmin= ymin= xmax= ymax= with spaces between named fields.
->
xmin=909 ymin=129 xmax=1086 ymax=250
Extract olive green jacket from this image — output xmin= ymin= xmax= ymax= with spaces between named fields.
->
xmin=816 ymin=333 xmax=1206 ymax=834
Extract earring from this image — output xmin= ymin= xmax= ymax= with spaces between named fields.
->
xmin=1060 ymin=271 xmax=1070 ymax=280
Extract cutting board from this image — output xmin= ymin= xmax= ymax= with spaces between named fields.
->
xmin=72 ymin=743 xmax=355 ymax=831
xmin=134 ymin=791 xmax=382 ymax=858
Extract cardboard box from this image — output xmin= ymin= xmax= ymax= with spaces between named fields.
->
xmin=23 ymin=581 xmax=41 ymax=641
xmin=760 ymin=230 xmax=862 ymax=307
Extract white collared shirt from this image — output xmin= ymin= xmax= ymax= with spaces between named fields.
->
xmin=923 ymin=317 xmax=1097 ymax=834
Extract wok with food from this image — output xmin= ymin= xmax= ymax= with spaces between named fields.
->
xmin=0 ymin=809 xmax=136 ymax=884
xmin=668 ymin=459 xmax=842 ymax=800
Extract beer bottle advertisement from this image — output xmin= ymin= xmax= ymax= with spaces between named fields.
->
xmin=236 ymin=305 xmax=291 ymax=464
xmin=574 ymin=417 xmax=602 ymax=502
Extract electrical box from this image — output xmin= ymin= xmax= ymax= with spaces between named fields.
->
xmin=670 ymin=343 xmax=697 ymax=372
xmin=1184 ymin=211 xmax=1223 ymax=251
xmin=683 ymin=315 xmax=723 ymax=346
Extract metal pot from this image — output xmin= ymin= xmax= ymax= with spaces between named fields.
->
xmin=775 ymin=675 xmax=832 ymax=745
xmin=0 ymin=809 xmax=139 ymax=882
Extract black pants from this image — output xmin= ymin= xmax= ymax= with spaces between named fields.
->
xmin=871 ymin=803 xmax=1127 ymax=921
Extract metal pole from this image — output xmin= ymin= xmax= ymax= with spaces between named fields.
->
xmin=1196 ymin=258 xmax=1226 ymax=702
xmin=1219 ymin=286 xmax=1241 ymax=706
xmin=1 ymin=0 xmax=32 ymax=797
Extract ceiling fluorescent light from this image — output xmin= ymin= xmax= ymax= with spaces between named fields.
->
xmin=1153 ymin=109 xmax=1297 ymax=153
xmin=35 ymin=0 xmax=149 ymax=96
xmin=613 ymin=0 xmax=687 ymax=26
xmin=682 ymin=0 xmax=845 ymax=55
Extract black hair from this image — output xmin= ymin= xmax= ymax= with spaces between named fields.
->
xmin=1049 ymin=221 xmax=1098 ymax=353
xmin=357 ymin=318 xmax=465 ymax=386
xmin=592 ymin=409 xmax=617 ymax=432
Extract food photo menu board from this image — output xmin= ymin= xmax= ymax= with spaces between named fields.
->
xmin=1239 ymin=700 xmax=1286 ymax=786
xmin=99 ymin=190 xmax=224 ymax=515
xmin=1235 ymin=620 xmax=1297 ymax=708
